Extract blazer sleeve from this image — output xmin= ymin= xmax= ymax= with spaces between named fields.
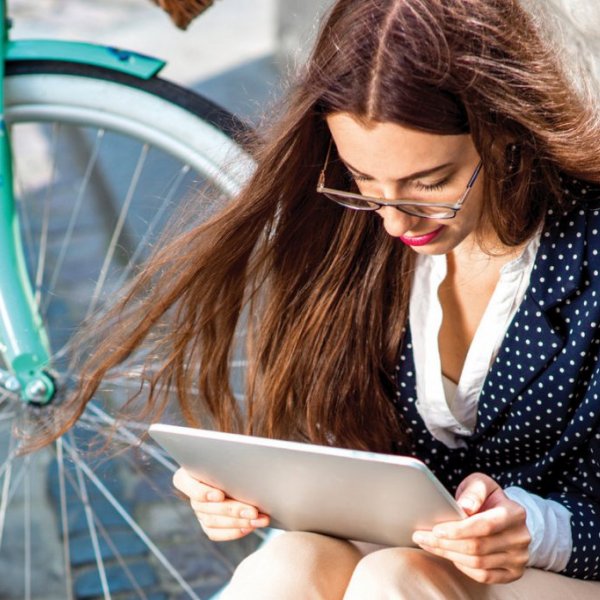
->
xmin=534 ymin=204 xmax=600 ymax=579
xmin=546 ymin=383 xmax=600 ymax=580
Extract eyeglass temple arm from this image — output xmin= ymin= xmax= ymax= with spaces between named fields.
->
xmin=467 ymin=162 xmax=483 ymax=188
xmin=455 ymin=161 xmax=483 ymax=208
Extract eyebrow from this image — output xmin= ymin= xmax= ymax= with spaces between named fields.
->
xmin=339 ymin=157 xmax=455 ymax=182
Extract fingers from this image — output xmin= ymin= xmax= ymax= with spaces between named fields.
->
xmin=416 ymin=543 xmax=527 ymax=573
xmin=197 ymin=510 xmax=270 ymax=542
xmin=454 ymin=472 xmax=501 ymax=515
xmin=413 ymin=527 xmax=529 ymax=562
xmin=414 ymin=522 xmax=529 ymax=555
xmin=430 ymin=503 xmax=528 ymax=540
xmin=452 ymin=563 xmax=521 ymax=585
xmin=412 ymin=473 xmax=531 ymax=584
xmin=172 ymin=468 xmax=270 ymax=542
xmin=196 ymin=505 xmax=270 ymax=541
xmin=413 ymin=523 xmax=529 ymax=584
xmin=197 ymin=524 xmax=256 ymax=542
xmin=172 ymin=468 xmax=224 ymax=502
xmin=190 ymin=497 xmax=260 ymax=521
xmin=190 ymin=498 xmax=270 ymax=529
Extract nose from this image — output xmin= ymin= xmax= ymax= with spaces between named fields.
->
xmin=376 ymin=206 xmax=421 ymax=237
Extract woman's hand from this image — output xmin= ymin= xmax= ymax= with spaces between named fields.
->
xmin=411 ymin=472 xmax=531 ymax=584
xmin=172 ymin=468 xmax=270 ymax=541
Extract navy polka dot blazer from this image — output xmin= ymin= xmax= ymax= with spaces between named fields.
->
xmin=394 ymin=190 xmax=600 ymax=580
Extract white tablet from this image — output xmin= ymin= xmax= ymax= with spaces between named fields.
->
xmin=149 ymin=423 xmax=465 ymax=546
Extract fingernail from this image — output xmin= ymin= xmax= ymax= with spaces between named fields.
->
xmin=241 ymin=509 xmax=256 ymax=519
xmin=412 ymin=532 xmax=426 ymax=544
xmin=458 ymin=497 xmax=475 ymax=511
xmin=207 ymin=491 xmax=222 ymax=501
xmin=250 ymin=518 xmax=266 ymax=527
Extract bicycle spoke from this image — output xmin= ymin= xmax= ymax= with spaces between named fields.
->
xmin=56 ymin=439 xmax=75 ymax=600
xmin=83 ymin=403 xmax=177 ymax=471
xmin=0 ymin=436 xmax=15 ymax=550
xmin=0 ymin=411 xmax=16 ymax=423
xmin=73 ymin=422 xmax=165 ymax=466
xmin=71 ymin=413 xmax=268 ymax=581
xmin=0 ymin=387 xmax=19 ymax=408
xmin=43 ymin=129 xmax=106 ymax=316
xmin=91 ymin=518 xmax=149 ymax=600
xmin=3 ymin=61 xmax=253 ymax=598
xmin=24 ymin=455 xmax=31 ymax=600
xmin=62 ymin=438 xmax=202 ymax=600
xmin=86 ymin=143 xmax=150 ymax=321
xmin=0 ymin=447 xmax=18 ymax=482
xmin=11 ymin=126 xmax=36 ymax=276
xmin=67 ymin=432 xmax=112 ymax=600
xmin=114 ymin=163 xmax=190 ymax=290
xmin=34 ymin=123 xmax=60 ymax=306
xmin=79 ymin=412 xmax=149 ymax=432
xmin=56 ymin=444 xmax=149 ymax=600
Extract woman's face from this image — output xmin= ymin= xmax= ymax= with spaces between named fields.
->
xmin=325 ymin=113 xmax=485 ymax=256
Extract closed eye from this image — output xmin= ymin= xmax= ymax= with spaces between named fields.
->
xmin=414 ymin=176 xmax=451 ymax=192
xmin=343 ymin=167 xmax=454 ymax=193
xmin=343 ymin=169 xmax=370 ymax=184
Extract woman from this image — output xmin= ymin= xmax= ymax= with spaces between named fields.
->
xmin=67 ymin=0 xmax=600 ymax=597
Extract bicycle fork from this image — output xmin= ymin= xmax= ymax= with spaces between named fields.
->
xmin=0 ymin=3 xmax=54 ymax=404
xmin=0 ymin=0 xmax=170 ymax=404
xmin=0 ymin=127 xmax=55 ymax=403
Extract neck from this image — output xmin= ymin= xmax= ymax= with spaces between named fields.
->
xmin=446 ymin=229 xmax=529 ymax=284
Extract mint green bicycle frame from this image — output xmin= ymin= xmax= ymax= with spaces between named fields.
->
xmin=0 ymin=0 xmax=166 ymax=403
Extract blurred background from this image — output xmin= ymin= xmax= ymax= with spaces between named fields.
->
xmin=10 ymin=0 xmax=337 ymax=125
xmin=2 ymin=1 xmax=599 ymax=599
xmin=10 ymin=0 xmax=600 ymax=127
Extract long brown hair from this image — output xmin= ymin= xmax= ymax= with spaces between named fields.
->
xmin=54 ymin=0 xmax=600 ymax=453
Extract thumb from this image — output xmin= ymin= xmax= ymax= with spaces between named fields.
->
xmin=455 ymin=472 xmax=500 ymax=516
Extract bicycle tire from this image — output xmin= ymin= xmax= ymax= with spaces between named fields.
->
xmin=0 ymin=59 xmax=258 ymax=600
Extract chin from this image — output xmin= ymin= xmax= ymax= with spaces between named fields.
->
xmin=410 ymin=244 xmax=451 ymax=256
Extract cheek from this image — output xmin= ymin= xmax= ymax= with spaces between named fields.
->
xmin=465 ymin=184 xmax=486 ymax=218
xmin=455 ymin=189 xmax=485 ymax=228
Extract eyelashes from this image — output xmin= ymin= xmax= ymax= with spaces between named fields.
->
xmin=414 ymin=177 xmax=451 ymax=192
xmin=343 ymin=170 xmax=368 ymax=183
xmin=344 ymin=168 xmax=452 ymax=193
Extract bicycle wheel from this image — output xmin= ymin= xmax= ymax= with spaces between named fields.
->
xmin=0 ymin=60 xmax=260 ymax=600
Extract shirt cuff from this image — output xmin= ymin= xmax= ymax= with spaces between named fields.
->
xmin=504 ymin=486 xmax=573 ymax=572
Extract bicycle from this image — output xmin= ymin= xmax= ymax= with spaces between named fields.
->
xmin=0 ymin=0 xmax=264 ymax=598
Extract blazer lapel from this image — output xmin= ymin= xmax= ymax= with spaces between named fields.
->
xmin=472 ymin=206 xmax=587 ymax=439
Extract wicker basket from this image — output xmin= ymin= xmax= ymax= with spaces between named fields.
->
xmin=151 ymin=0 xmax=215 ymax=30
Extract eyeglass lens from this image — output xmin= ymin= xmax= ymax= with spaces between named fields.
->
xmin=322 ymin=191 xmax=457 ymax=218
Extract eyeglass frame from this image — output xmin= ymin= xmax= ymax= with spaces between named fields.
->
xmin=316 ymin=140 xmax=483 ymax=220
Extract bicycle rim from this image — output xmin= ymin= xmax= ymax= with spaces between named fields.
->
xmin=0 ymin=61 xmax=260 ymax=599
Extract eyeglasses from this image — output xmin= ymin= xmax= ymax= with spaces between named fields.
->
xmin=316 ymin=140 xmax=483 ymax=219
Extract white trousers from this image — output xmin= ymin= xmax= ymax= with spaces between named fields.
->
xmin=221 ymin=531 xmax=600 ymax=600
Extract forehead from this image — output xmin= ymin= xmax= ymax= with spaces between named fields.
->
xmin=325 ymin=112 xmax=472 ymax=178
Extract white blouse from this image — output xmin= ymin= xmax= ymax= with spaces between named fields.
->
xmin=408 ymin=234 xmax=572 ymax=571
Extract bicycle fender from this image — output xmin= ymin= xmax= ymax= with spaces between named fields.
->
xmin=6 ymin=40 xmax=166 ymax=79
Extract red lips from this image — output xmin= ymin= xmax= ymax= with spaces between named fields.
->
xmin=399 ymin=225 xmax=444 ymax=247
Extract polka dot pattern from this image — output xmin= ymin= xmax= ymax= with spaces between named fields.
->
xmin=393 ymin=190 xmax=600 ymax=580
